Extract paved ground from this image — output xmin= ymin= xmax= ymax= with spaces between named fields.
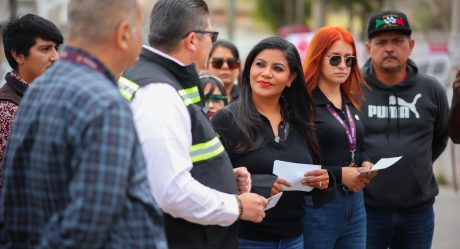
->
xmin=433 ymin=186 xmax=460 ymax=249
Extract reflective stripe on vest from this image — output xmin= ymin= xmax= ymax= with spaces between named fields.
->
xmin=178 ymin=86 xmax=201 ymax=106
xmin=118 ymin=77 xmax=139 ymax=101
xmin=118 ymin=77 xmax=222 ymax=162
xmin=118 ymin=77 xmax=201 ymax=107
xmin=190 ymin=136 xmax=225 ymax=163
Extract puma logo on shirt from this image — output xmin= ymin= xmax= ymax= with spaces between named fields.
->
xmin=368 ymin=93 xmax=422 ymax=119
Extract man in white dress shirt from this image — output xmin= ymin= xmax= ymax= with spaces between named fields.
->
xmin=119 ymin=0 xmax=267 ymax=248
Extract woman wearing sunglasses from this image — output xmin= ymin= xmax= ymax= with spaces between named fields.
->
xmin=207 ymin=40 xmax=241 ymax=103
xmin=302 ymin=26 xmax=377 ymax=249
xmin=199 ymin=75 xmax=228 ymax=119
xmin=212 ymin=37 xmax=334 ymax=249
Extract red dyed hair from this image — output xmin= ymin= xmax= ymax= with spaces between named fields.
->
xmin=302 ymin=26 xmax=366 ymax=109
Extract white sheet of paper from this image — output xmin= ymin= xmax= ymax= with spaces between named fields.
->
xmin=264 ymin=192 xmax=283 ymax=210
xmin=360 ymin=156 xmax=403 ymax=174
xmin=273 ymin=160 xmax=321 ymax=192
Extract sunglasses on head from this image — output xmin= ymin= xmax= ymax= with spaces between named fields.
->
xmin=210 ymin=57 xmax=240 ymax=70
xmin=325 ymin=55 xmax=357 ymax=68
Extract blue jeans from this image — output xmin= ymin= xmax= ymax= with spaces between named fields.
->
xmin=303 ymin=190 xmax=366 ymax=249
xmin=239 ymin=235 xmax=303 ymax=249
xmin=366 ymin=206 xmax=434 ymax=249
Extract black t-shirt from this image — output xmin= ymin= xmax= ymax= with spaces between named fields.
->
xmin=211 ymin=104 xmax=313 ymax=241
xmin=312 ymin=88 xmax=368 ymax=185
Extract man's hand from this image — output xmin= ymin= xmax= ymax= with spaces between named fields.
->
xmin=233 ymin=167 xmax=251 ymax=194
xmin=238 ymin=193 xmax=267 ymax=223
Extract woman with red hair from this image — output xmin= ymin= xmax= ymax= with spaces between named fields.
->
xmin=302 ymin=26 xmax=376 ymax=249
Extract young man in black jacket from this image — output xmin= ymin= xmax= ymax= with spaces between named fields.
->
xmin=360 ymin=10 xmax=449 ymax=249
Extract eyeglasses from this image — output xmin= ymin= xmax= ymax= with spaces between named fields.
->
xmin=325 ymin=55 xmax=357 ymax=68
xmin=210 ymin=57 xmax=240 ymax=70
xmin=183 ymin=30 xmax=219 ymax=43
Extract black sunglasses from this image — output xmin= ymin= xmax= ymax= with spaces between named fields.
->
xmin=183 ymin=30 xmax=219 ymax=43
xmin=210 ymin=57 xmax=240 ymax=70
xmin=325 ymin=55 xmax=357 ymax=67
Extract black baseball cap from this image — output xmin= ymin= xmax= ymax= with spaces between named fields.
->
xmin=367 ymin=10 xmax=412 ymax=39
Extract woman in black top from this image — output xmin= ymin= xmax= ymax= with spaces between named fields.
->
xmin=301 ymin=26 xmax=377 ymax=249
xmin=212 ymin=37 xmax=334 ymax=249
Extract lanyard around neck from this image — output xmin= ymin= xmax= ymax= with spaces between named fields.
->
xmin=326 ymin=103 xmax=357 ymax=165
xmin=60 ymin=47 xmax=116 ymax=83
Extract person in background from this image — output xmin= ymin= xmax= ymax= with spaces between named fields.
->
xmin=207 ymin=40 xmax=241 ymax=103
xmin=0 ymin=0 xmax=167 ymax=248
xmin=0 ymin=14 xmax=63 ymax=190
xmin=448 ymin=69 xmax=460 ymax=143
xmin=302 ymin=26 xmax=376 ymax=249
xmin=361 ymin=10 xmax=449 ymax=249
xmin=118 ymin=0 xmax=267 ymax=248
xmin=199 ymin=74 xmax=228 ymax=119
xmin=0 ymin=22 xmax=10 ymax=86
xmin=212 ymin=37 xmax=333 ymax=249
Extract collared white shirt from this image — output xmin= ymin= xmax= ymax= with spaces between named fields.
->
xmin=130 ymin=46 xmax=239 ymax=226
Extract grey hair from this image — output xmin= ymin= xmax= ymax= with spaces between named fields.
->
xmin=148 ymin=0 xmax=210 ymax=52
xmin=67 ymin=0 xmax=138 ymax=43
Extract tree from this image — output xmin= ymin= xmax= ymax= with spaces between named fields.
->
xmin=254 ymin=0 xmax=312 ymax=33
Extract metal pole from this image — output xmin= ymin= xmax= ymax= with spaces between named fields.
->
xmin=9 ymin=0 xmax=18 ymax=18
xmin=295 ymin=0 xmax=305 ymax=26
xmin=227 ymin=0 xmax=236 ymax=41
xmin=312 ymin=0 xmax=326 ymax=31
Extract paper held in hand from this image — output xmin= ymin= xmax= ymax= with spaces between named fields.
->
xmin=265 ymin=192 xmax=283 ymax=211
xmin=359 ymin=156 xmax=403 ymax=174
xmin=272 ymin=160 xmax=321 ymax=192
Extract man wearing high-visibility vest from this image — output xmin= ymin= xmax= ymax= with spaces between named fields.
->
xmin=119 ymin=0 xmax=267 ymax=248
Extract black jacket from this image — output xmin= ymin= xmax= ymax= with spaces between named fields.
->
xmin=360 ymin=59 xmax=449 ymax=210
xmin=311 ymin=88 xmax=368 ymax=185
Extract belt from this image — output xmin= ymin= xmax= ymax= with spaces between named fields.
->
xmin=337 ymin=184 xmax=351 ymax=192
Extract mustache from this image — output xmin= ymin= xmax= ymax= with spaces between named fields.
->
xmin=383 ymin=55 xmax=398 ymax=61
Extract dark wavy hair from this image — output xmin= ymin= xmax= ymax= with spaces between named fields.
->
xmin=229 ymin=37 xmax=320 ymax=163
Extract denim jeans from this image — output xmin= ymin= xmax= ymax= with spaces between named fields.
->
xmin=365 ymin=206 xmax=434 ymax=249
xmin=303 ymin=190 xmax=366 ymax=249
xmin=239 ymin=235 xmax=303 ymax=249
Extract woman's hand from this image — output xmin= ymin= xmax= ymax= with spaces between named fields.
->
xmin=358 ymin=161 xmax=378 ymax=185
xmin=271 ymin=177 xmax=292 ymax=196
xmin=342 ymin=162 xmax=377 ymax=192
xmin=302 ymin=169 xmax=329 ymax=190
xmin=342 ymin=167 xmax=365 ymax=192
